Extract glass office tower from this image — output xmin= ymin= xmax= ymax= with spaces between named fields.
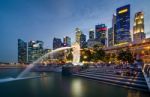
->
xmin=116 ymin=4 xmax=131 ymax=44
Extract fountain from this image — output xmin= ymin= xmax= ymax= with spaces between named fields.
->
xmin=17 ymin=46 xmax=72 ymax=78
xmin=0 ymin=43 xmax=81 ymax=83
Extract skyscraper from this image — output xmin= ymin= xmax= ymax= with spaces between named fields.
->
xmin=95 ymin=24 xmax=107 ymax=46
xmin=116 ymin=4 xmax=131 ymax=44
xmin=53 ymin=37 xmax=62 ymax=49
xmin=75 ymin=28 xmax=86 ymax=48
xmin=89 ymin=29 xmax=94 ymax=40
xmin=87 ymin=29 xmax=100 ymax=48
xmin=80 ymin=33 xmax=86 ymax=48
xmin=108 ymin=27 xmax=113 ymax=47
xmin=63 ymin=36 xmax=71 ymax=47
xmin=75 ymin=28 xmax=82 ymax=45
xmin=133 ymin=11 xmax=145 ymax=42
xmin=18 ymin=39 xmax=27 ymax=63
xmin=28 ymin=40 xmax=44 ymax=63
xmin=112 ymin=14 xmax=117 ymax=45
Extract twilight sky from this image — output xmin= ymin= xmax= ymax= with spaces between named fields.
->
xmin=0 ymin=0 xmax=150 ymax=62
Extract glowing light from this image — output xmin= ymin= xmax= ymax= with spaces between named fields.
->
xmin=129 ymin=44 xmax=132 ymax=47
xmin=118 ymin=9 xmax=128 ymax=14
xmin=141 ymin=29 xmax=144 ymax=32
xmin=146 ymin=46 xmax=150 ymax=50
xmin=71 ymin=80 xmax=83 ymax=97
xmin=83 ymin=56 xmax=87 ymax=59
xmin=141 ymin=15 xmax=144 ymax=19
xmin=96 ymin=27 xmax=107 ymax=32
xmin=142 ymin=40 xmax=146 ymax=43
xmin=114 ymin=42 xmax=128 ymax=46
xmin=142 ymin=50 xmax=144 ymax=54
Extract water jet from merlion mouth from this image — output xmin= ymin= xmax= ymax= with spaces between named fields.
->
xmin=17 ymin=42 xmax=81 ymax=78
xmin=17 ymin=47 xmax=72 ymax=78
xmin=0 ymin=43 xmax=81 ymax=83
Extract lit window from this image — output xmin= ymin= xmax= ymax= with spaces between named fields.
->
xmin=118 ymin=9 xmax=128 ymax=14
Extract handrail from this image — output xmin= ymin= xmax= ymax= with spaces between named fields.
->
xmin=142 ymin=64 xmax=150 ymax=92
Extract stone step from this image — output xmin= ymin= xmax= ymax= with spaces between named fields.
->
xmin=73 ymin=74 xmax=149 ymax=91
xmin=82 ymin=68 xmax=144 ymax=74
xmin=85 ymin=68 xmax=143 ymax=73
xmin=78 ymin=72 xmax=147 ymax=85
xmin=79 ymin=71 xmax=145 ymax=81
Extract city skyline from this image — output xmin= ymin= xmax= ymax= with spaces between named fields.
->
xmin=1 ymin=0 xmax=150 ymax=62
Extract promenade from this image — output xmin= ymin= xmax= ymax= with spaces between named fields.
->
xmin=0 ymin=64 xmax=26 ymax=69
xmin=74 ymin=64 xmax=150 ymax=92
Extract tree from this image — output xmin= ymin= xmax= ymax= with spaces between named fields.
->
xmin=103 ymin=53 xmax=111 ymax=63
xmin=80 ymin=49 xmax=92 ymax=62
xmin=117 ymin=49 xmax=134 ymax=63
xmin=92 ymin=48 xmax=105 ymax=62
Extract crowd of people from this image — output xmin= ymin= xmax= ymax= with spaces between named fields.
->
xmin=84 ymin=63 xmax=142 ymax=77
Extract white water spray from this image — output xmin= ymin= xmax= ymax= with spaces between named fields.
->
xmin=0 ymin=43 xmax=81 ymax=83
xmin=17 ymin=47 xmax=72 ymax=78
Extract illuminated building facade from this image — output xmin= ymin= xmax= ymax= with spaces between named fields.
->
xmin=75 ymin=28 xmax=82 ymax=45
xmin=95 ymin=24 xmax=107 ymax=46
xmin=104 ymin=38 xmax=150 ymax=63
xmin=28 ymin=40 xmax=44 ymax=63
xmin=108 ymin=27 xmax=113 ymax=47
xmin=80 ymin=33 xmax=86 ymax=48
xmin=87 ymin=29 xmax=96 ymax=48
xmin=87 ymin=39 xmax=102 ymax=48
xmin=53 ymin=37 xmax=62 ymax=49
xmin=133 ymin=12 xmax=145 ymax=42
xmin=89 ymin=29 xmax=94 ymax=40
xmin=116 ymin=4 xmax=131 ymax=44
xmin=63 ymin=36 xmax=71 ymax=47
xmin=18 ymin=39 xmax=27 ymax=63
xmin=112 ymin=14 xmax=117 ymax=45
xmin=75 ymin=28 xmax=86 ymax=48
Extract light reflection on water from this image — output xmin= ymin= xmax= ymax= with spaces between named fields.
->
xmin=126 ymin=90 xmax=149 ymax=97
xmin=0 ymin=69 xmax=149 ymax=97
xmin=40 ymin=73 xmax=50 ymax=91
xmin=127 ymin=90 xmax=140 ymax=97
xmin=71 ymin=79 xmax=83 ymax=97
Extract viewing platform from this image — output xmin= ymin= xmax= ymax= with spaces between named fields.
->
xmin=73 ymin=65 xmax=150 ymax=92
